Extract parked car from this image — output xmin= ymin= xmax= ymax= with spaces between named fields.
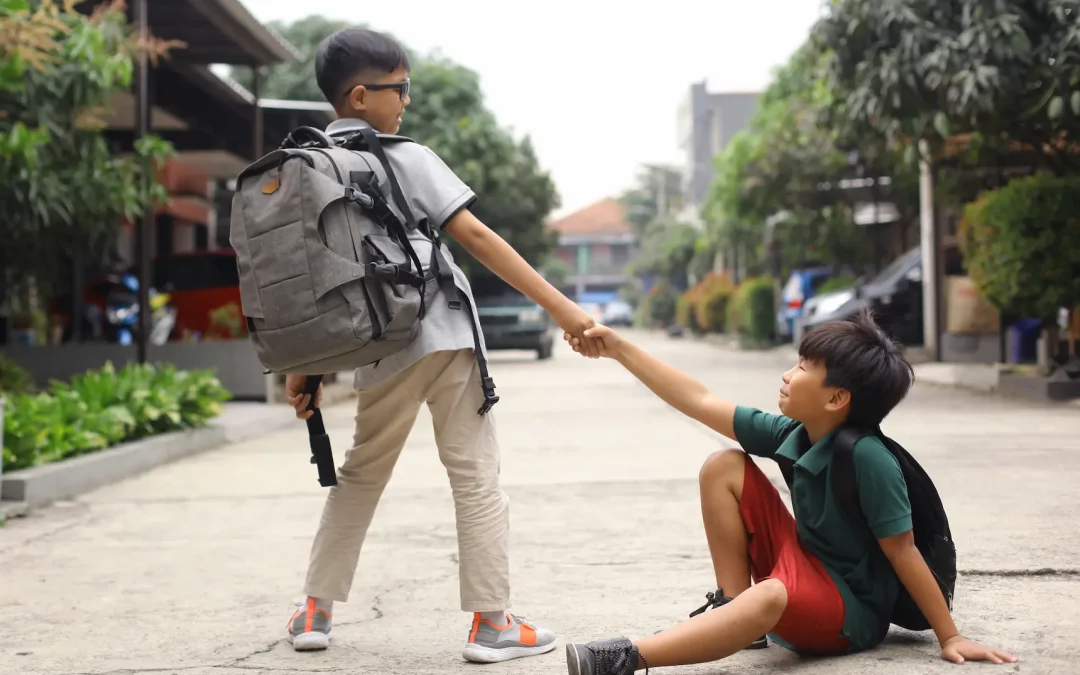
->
xmin=602 ymin=300 xmax=634 ymax=327
xmin=472 ymin=276 xmax=555 ymax=360
xmin=801 ymin=242 xmax=964 ymax=346
xmin=777 ymin=266 xmax=835 ymax=340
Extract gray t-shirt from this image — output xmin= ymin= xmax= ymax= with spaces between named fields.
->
xmin=325 ymin=118 xmax=487 ymax=390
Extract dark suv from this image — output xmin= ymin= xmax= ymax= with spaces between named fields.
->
xmin=471 ymin=274 xmax=555 ymax=360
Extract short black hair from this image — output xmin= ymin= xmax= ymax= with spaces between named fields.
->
xmin=314 ymin=28 xmax=410 ymax=105
xmin=798 ymin=309 xmax=914 ymax=428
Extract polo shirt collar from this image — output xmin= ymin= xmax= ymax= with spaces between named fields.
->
xmin=326 ymin=118 xmax=372 ymax=136
xmin=775 ymin=425 xmax=841 ymax=475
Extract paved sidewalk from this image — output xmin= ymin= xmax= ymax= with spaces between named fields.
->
xmin=1 ymin=332 xmax=1077 ymax=675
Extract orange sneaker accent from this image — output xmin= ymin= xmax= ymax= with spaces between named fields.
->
xmin=289 ymin=598 xmax=332 ymax=634
xmin=469 ymin=612 xmax=514 ymax=642
xmin=519 ymin=623 xmax=537 ymax=646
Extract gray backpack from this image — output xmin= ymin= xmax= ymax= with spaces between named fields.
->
xmin=229 ymin=127 xmax=499 ymax=485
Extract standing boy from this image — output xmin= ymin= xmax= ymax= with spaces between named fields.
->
xmin=561 ymin=313 xmax=1017 ymax=673
xmin=283 ymin=27 xmax=598 ymax=662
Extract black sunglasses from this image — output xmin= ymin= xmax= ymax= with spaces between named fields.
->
xmin=343 ymin=78 xmax=410 ymax=101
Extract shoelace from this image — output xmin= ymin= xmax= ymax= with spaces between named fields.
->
xmin=593 ymin=642 xmax=649 ymax=675
xmin=690 ymin=589 xmax=729 ymax=617
xmin=510 ymin=613 xmax=534 ymax=629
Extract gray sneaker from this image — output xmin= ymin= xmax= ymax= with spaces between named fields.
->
xmin=461 ymin=612 xmax=558 ymax=663
xmin=286 ymin=598 xmax=332 ymax=651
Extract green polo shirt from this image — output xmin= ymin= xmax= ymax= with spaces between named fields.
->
xmin=733 ymin=406 xmax=913 ymax=653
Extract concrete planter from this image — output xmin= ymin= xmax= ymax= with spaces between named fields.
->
xmin=1 ymin=339 xmax=275 ymax=401
xmin=0 ymin=425 xmax=227 ymax=508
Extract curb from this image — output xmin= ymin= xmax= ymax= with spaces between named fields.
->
xmin=1 ymin=426 xmax=228 ymax=508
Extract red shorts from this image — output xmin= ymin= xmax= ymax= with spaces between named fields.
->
xmin=740 ymin=457 xmax=850 ymax=655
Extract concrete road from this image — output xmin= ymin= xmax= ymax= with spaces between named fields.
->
xmin=1 ymin=331 xmax=1078 ymax=675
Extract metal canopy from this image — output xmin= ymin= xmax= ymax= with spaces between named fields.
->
xmin=78 ymin=0 xmax=300 ymax=66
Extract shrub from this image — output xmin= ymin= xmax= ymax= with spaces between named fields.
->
xmin=646 ymin=280 xmax=679 ymax=327
xmin=735 ymin=277 xmax=776 ymax=348
xmin=695 ymin=275 xmax=735 ymax=333
xmin=2 ymin=361 xmax=230 ymax=472
xmin=676 ymin=294 xmax=701 ymax=332
xmin=0 ymin=357 xmax=34 ymax=396
xmin=959 ymin=172 xmax=1080 ymax=320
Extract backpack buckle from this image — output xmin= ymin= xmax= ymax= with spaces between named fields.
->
xmin=477 ymin=393 xmax=500 ymax=415
xmin=345 ymin=186 xmax=374 ymax=209
xmin=366 ymin=262 xmax=399 ymax=281
xmin=476 ymin=376 xmax=499 ymax=414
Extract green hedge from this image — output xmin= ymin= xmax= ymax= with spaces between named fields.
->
xmin=732 ymin=277 xmax=776 ymax=348
xmin=0 ymin=357 xmax=34 ymax=396
xmin=960 ymin=172 xmax=1080 ymax=319
xmin=2 ymin=361 xmax=230 ymax=471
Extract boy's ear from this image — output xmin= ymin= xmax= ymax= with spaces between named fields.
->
xmin=826 ymin=387 xmax=851 ymax=414
xmin=345 ymin=85 xmax=367 ymax=113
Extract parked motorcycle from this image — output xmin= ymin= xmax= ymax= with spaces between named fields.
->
xmin=103 ymin=272 xmax=176 ymax=346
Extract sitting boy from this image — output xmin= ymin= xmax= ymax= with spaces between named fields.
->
xmin=560 ymin=312 xmax=1017 ymax=674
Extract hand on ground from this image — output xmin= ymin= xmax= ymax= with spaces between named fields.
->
xmin=940 ymin=636 xmax=1018 ymax=665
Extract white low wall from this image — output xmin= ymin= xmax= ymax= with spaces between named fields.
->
xmin=1 ymin=339 xmax=273 ymax=401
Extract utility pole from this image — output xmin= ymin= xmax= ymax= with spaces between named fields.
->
xmin=133 ymin=0 xmax=152 ymax=364
xmin=918 ymin=139 xmax=941 ymax=361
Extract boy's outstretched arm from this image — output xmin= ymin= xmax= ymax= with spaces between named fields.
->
xmin=878 ymin=532 xmax=1017 ymax=665
xmin=571 ymin=324 xmax=738 ymax=441
xmin=445 ymin=210 xmax=601 ymax=357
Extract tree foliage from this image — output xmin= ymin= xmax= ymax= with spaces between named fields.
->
xmin=618 ymin=164 xmax=684 ymax=235
xmin=959 ymin=172 xmax=1080 ymax=319
xmin=703 ymin=42 xmax=900 ymax=278
xmin=815 ymin=0 xmax=1080 ymax=173
xmin=232 ymin=16 xmax=559 ymax=278
xmin=0 ymin=0 xmax=177 ymax=306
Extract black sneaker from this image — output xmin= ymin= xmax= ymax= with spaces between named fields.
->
xmin=689 ymin=588 xmax=768 ymax=649
xmin=565 ymin=637 xmax=648 ymax=675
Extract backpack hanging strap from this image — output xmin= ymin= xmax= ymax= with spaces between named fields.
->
xmin=303 ymin=375 xmax=337 ymax=487
xmin=347 ymin=127 xmax=498 ymax=415
xmin=350 ymin=127 xmax=462 ymax=311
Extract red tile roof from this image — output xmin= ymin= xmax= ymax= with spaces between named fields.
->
xmin=547 ymin=198 xmax=632 ymax=236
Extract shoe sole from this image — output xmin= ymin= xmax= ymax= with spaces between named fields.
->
xmin=462 ymin=641 xmax=558 ymax=663
xmin=288 ymin=630 xmax=331 ymax=651
xmin=566 ymin=644 xmax=583 ymax=675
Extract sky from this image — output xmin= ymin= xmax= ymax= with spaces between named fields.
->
xmin=247 ymin=0 xmax=825 ymax=218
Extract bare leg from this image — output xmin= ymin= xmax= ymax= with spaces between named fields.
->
xmin=699 ymin=449 xmax=752 ymax=597
xmin=634 ymin=579 xmax=787 ymax=668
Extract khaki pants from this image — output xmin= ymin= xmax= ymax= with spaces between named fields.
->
xmin=302 ymin=348 xmax=510 ymax=612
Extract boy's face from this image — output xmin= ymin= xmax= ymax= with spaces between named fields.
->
xmin=778 ymin=357 xmax=849 ymax=424
xmin=341 ymin=66 xmax=411 ymax=134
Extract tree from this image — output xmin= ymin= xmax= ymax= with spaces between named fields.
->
xmin=619 ymin=164 xmax=684 ymax=235
xmin=0 ymin=0 xmax=176 ymax=311
xmin=814 ymin=0 xmax=1080 ymax=173
xmin=703 ymin=42 xmax=892 ymax=280
xmin=230 ymin=16 xmax=560 ymax=278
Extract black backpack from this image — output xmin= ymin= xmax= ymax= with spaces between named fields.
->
xmin=774 ymin=426 xmax=957 ymax=631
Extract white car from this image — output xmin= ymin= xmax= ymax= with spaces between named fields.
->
xmin=602 ymin=300 xmax=634 ymax=326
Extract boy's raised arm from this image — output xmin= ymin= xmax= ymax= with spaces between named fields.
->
xmin=579 ymin=325 xmax=738 ymax=441
xmin=444 ymin=209 xmax=601 ymax=357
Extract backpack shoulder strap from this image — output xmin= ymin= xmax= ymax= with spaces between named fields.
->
xmin=774 ymin=454 xmax=795 ymax=490
xmin=832 ymin=427 xmax=870 ymax=530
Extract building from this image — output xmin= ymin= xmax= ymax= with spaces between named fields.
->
xmin=1 ymin=0 xmax=333 ymax=400
xmin=547 ymin=198 xmax=638 ymax=304
xmin=676 ymin=82 xmax=760 ymax=222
